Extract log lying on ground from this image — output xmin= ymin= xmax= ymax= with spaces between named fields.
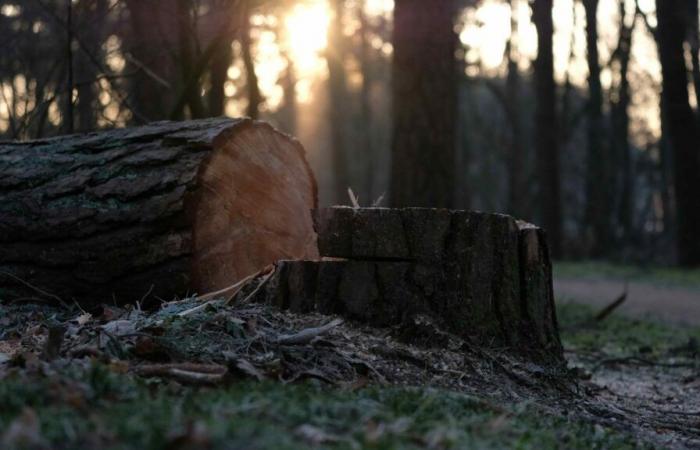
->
xmin=252 ymin=207 xmax=563 ymax=359
xmin=0 ymin=118 xmax=318 ymax=305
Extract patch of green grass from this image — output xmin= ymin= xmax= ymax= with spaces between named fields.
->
xmin=553 ymin=260 xmax=700 ymax=289
xmin=0 ymin=362 xmax=645 ymax=450
xmin=557 ymin=302 xmax=700 ymax=356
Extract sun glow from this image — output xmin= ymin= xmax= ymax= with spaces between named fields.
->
xmin=284 ymin=1 xmax=330 ymax=76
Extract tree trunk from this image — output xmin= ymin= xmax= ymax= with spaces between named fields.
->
xmin=532 ymin=0 xmax=563 ymax=257
xmin=0 ymin=118 xmax=318 ymax=304
xmin=252 ymin=207 xmax=563 ymax=360
xmin=240 ymin=3 xmax=261 ymax=120
xmin=123 ymin=0 xmax=178 ymax=121
xmin=390 ymin=0 xmax=458 ymax=208
xmin=506 ymin=0 xmax=526 ymax=218
xmin=582 ymin=0 xmax=612 ymax=256
xmin=611 ymin=0 xmax=634 ymax=241
xmin=656 ymin=0 xmax=700 ymax=266
xmin=359 ymin=2 xmax=375 ymax=202
xmin=208 ymin=40 xmax=231 ymax=117
xmin=687 ymin=0 xmax=700 ymax=120
xmin=327 ymin=0 xmax=351 ymax=203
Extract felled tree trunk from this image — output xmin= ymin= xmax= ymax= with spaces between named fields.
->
xmin=253 ymin=207 xmax=563 ymax=359
xmin=0 ymin=118 xmax=318 ymax=304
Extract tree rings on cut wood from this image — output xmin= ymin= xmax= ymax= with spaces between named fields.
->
xmin=0 ymin=118 xmax=318 ymax=305
xmin=251 ymin=207 xmax=563 ymax=360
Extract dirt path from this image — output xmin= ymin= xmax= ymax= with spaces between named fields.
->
xmin=554 ymin=277 xmax=700 ymax=326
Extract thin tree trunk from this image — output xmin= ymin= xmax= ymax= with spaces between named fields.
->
xmin=656 ymin=0 xmax=700 ymax=266
xmin=506 ymin=0 xmax=525 ymax=218
xmin=64 ymin=0 xmax=74 ymax=133
xmin=532 ymin=0 xmax=563 ymax=257
xmin=208 ymin=42 xmax=231 ymax=117
xmin=582 ymin=0 xmax=611 ymax=256
xmin=240 ymin=3 xmax=261 ymax=119
xmin=390 ymin=0 xmax=458 ymax=208
xmin=611 ymin=1 xmax=634 ymax=241
xmin=177 ymin=0 xmax=205 ymax=119
xmin=327 ymin=0 xmax=351 ymax=203
xmin=359 ymin=2 xmax=374 ymax=201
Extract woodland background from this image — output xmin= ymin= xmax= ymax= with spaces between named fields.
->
xmin=0 ymin=0 xmax=699 ymax=266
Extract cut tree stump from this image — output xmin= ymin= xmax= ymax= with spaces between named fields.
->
xmin=251 ymin=207 xmax=563 ymax=359
xmin=0 ymin=118 xmax=318 ymax=305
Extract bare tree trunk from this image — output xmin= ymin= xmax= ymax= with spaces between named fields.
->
xmin=124 ymin=0 xmax=177 ymax=121
xmin=582 ymin=0 xmax=612 ymax=256
xmin=240 ymin=3 xmax=261 ymax=119
xmin=611 ymin=1 xmax=634 ymax=241
xmin=390 ymin=0 xmax=458 ymax=208
xmin=359 ymin=2 xmax=375 ymax=201
xmin=176 ymin=0 xmax=205 ymax=119
xmin=327 ymin=0 xmax=351 ymax=203
xmin=208 ymin=42 xmax=231 ymax=117
xmin=64 ymin=0 xmax=74 ymax=133
xmin=656 ymin=0 xmax=700 ymax=266
xmin=532 ymin=0 xmax=563 ymax=257
xmin=506 ymin=0 xmax=525 ymax=218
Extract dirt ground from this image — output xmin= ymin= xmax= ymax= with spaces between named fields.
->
xmin=555 ymin=277 xmax=700 ymax=326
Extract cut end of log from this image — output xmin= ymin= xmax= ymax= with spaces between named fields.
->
xmin=190 ymin=121 xmax=319 ymax=293
xmin=0 ymin=118 xmax=319 ymax=304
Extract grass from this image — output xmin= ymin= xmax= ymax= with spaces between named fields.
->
xmin=2 ymin=300 xmax=693 ymax=449
xmin=0 ymin=362 xmax=645 ymax=450
xmin=556 ymin=301 xmax=700 ymax=358
xmin=553 ymin=260 xmax=700 ymax=289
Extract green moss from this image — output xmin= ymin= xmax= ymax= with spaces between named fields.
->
xmin=0 ymin=363 xmax=645 ymax=450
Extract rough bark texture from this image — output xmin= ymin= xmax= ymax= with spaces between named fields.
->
xmin=253 ymin=207 xmax=563 ymax=360
xmin=390 ymin=0 xmax=457 ymax=208
xmin=0 ymin=118 xmax=318 ymax=304
xmin=532 ymin=0 xmax=563 ymax=258
xmin=656 ymin=0 xmax=700 ymax=266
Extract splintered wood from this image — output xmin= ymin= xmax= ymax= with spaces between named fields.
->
xmin=252 ymin=207 xmax=563 ymax=358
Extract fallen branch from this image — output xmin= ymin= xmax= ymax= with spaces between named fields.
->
xmin=593 ymin=284 xmax=628 ymax=322
xmin=231 ymin=265 xmax=276 ymax=305
xmin=133 ymin=363 xmax=227 ymax=385
xmin=275 ymin=319 xmax=344 ymax=345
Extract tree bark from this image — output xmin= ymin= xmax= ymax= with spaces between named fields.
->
xmin=656 ymin=0 xmax=700 ymax=266
xmin=252 ymin=207 xmax=563 ymax=360
xmin=532 ymin=0 xmax=563 ymax=257
xmin=390 ymin=0 xmax=458 ymax=208
xmin=0 ymin=118 xmax=318 ymax=304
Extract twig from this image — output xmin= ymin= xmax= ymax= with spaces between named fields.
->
xmin=275 ymin=319 xmax=344 ymax=345
xmin=134 ymin=363 xmax=227 ymax=385
xmin=347 ymin=187 xmax=361 ymax=208
xmin=593 ymin=284 xmax=628 ymax=322
xmin=231 ymin=266 xmax=276 ymax=305
xmin=0 ymin=271 xmax=68 ymax=308
xmin=591 ymin=356 xmax=697 ymax=372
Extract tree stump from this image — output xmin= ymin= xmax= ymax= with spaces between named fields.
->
xmin=253 ymin=207 xmax=563 ymax=359
xmin=0 ymin=118 xmax=318 ymax=304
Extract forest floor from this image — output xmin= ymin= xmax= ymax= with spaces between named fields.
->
xmin=0 ymin=268 xmax=699 ymax=449
xmin=554 ymin=261 xmax=700 ymax=326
